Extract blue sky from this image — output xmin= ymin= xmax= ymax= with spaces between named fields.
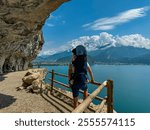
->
xmin=41 ymin=0 xmax=150 ymax=55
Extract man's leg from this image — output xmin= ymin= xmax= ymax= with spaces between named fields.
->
xmin=73 ymin=97 xmax=78 ymax=108
xmin=83 ymin=89 xmax=88 ymax=100
xmin=71 ymin=86 xmax=79 ymax=109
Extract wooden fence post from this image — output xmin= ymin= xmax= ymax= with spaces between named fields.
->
xmin=51 ymin=69 xmax=54 ymax=93
xmin=107 ymin=80 xmax=113 ymax=113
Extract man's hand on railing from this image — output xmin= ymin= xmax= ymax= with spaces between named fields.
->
xmin=90 ymin=79 xmax=94 ymax=83
xmin=90 ymin=80 xmax=102 ymax=86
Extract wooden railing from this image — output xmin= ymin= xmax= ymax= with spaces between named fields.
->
xmin=49 ymin=69 xmax=114 ymax=113
xmin=32 ymin=62 xmax=69 ymax=68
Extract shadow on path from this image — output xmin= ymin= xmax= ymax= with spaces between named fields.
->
xmin=0 ymin=93 xmax=16 ymax=109
xmin=0 ymin=73 xmax=8 ymax=82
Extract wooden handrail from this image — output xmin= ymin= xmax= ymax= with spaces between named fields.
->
xmin=72 ymin=81 xmax=107 ymax=113
xmin=52 ymin=87 xmax=96 ymax=112
xmin=49 ymin=70 xmax=114 ymax=113
xmin=95 ymin=99 xmax=107 ymax=113
xmin=79 ymin=90 xmax=104 ymax=101
xmin=49 ymin=71 xmax=68 ymax=78
xmin=49 ymin=78 xmax=69 ymax=88
xmin=49 ymin=78 xmax=104 ymax=101
xmin=107 ymin=80 xmax=113 ymax=113
xmin=50 ymin=69 xmax=54 ymax=93
xmin=49 ymin=71 xmax=102 ymax=86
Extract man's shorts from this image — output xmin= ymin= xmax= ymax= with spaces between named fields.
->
xmin=71 ymin=83 xmax=88 ymax=98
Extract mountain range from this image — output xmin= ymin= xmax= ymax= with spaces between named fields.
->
xmin=34 ymin=32 xmax=150 ymax=64
xmin=34 ymin=45 xmax=150 ymax=65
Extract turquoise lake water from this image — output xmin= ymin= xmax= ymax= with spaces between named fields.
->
xmin=42 ymin=65 xmax=150 ymax=113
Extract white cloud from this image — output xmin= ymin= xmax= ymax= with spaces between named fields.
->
xmin=48 ymin=14 xmax=61 ymax=20
xmin=39 ymin=43 xmax=72 ymax=56
xmin=116 ymin=34 xmax=150 ymax=49
xmin=48 ymin=14 xmax=55 ymax=20
xmin=46 ymin=14 xmax=64 ymax=27
xmin=46 ymin=20 xmax=65 ymax=27
xmin=40 ymin=32 xmax=150 ymax=55
xmin=39 ymin=50 xmax=56 ymax=56
xmin=46 ymin=23 xmax=55 ymax=27
xmin=67 ymin=32 xmax=118 ymax=51
xmin=83 ymin=7 xmax=150 ymax=30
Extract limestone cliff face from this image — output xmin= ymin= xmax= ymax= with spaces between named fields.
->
xmin=0 ymin=0 xmax=69 ymax=74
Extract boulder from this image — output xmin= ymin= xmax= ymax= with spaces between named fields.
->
xmin=20 ymin=68 xmax=47 ymax=93
xmin=22 ymin=72 xmax=40 ymax=85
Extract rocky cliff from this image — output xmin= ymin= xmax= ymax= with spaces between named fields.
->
xmin=0 ymin=0 xmax=69 ymax=74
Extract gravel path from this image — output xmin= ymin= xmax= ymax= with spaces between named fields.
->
xmin=0 ymin=71 xmax=60 ymax=113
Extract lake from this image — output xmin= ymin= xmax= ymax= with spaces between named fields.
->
xmin=42 ymin=64 xmax=150 ymax=113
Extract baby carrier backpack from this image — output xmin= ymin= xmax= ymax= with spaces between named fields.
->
xmin=72 ymin=45 xmax=88 ymax=84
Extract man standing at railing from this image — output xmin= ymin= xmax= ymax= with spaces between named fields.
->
xmin=68 ymin=45 xmax=95 ymax=109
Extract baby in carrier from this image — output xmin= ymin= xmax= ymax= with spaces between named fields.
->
xmin=68 ymin=45 xmax=94 ymax=108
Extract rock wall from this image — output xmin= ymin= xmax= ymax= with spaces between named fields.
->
xmin=0 ymin=0 xmax=69 ymax=74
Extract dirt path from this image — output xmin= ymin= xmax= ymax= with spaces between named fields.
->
xmin=0 ymin=71 xmax=60 ymax=113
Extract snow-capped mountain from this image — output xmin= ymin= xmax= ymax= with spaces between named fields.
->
xmin=36 ymin=32 xmax=150 ymax=64
xmin=39 ymin=32 xmax=150 ymax=56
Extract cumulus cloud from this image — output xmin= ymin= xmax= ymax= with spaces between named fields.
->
xmin=69 ymin=32 xmax=116 ymax=51
xmin=116 ymin=34 xmax=150 ymax=49
xmin=83 ymin=7 xmax=150 ymax=30
xmin=40 ymin=32 xmax=150 ymax=55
